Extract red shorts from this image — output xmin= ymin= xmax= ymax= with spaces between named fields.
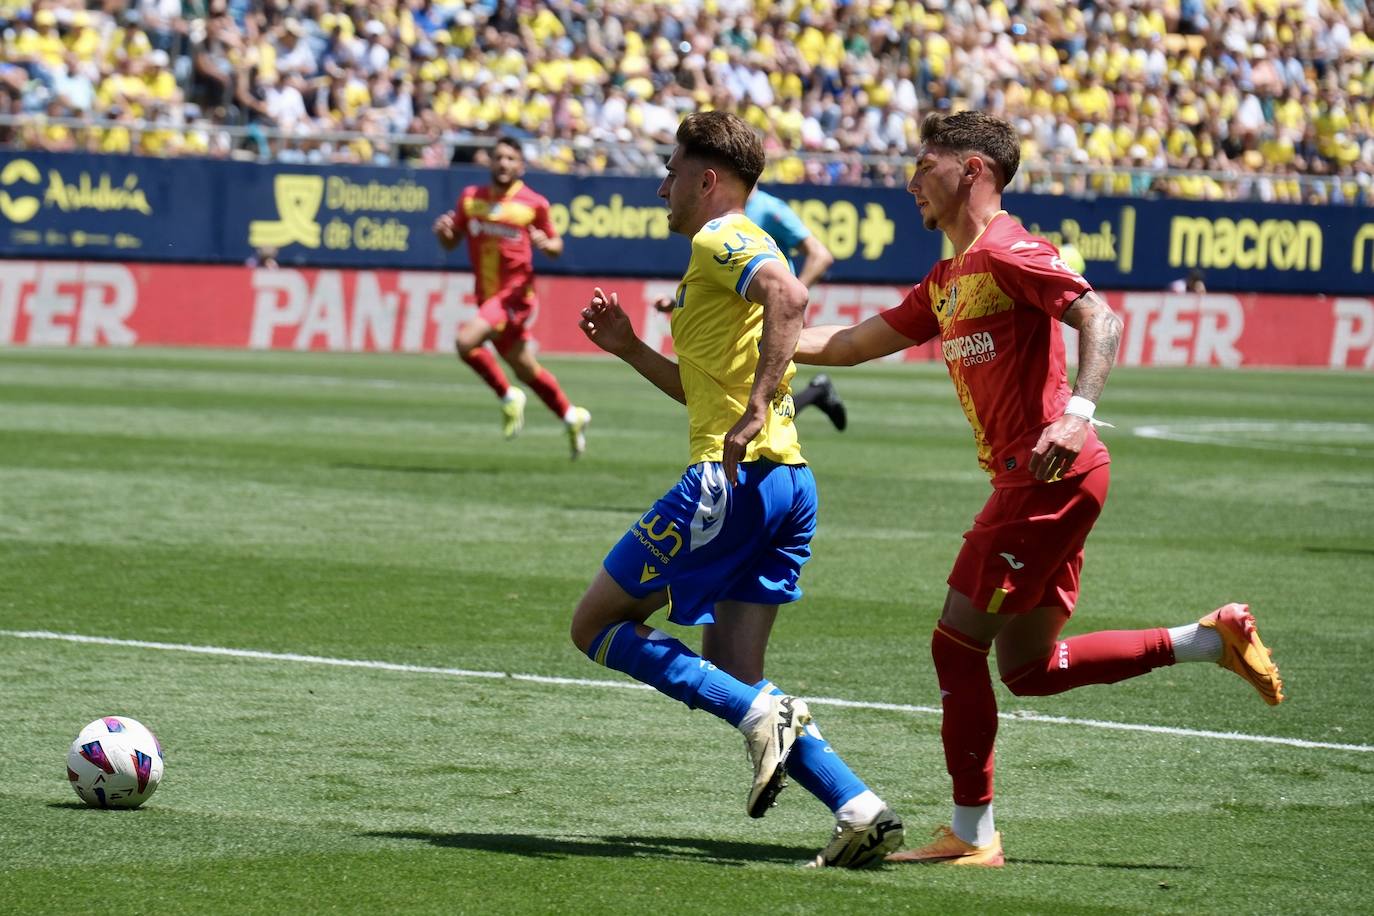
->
xmin=476 ymin=291 xmax=537 ymax=355
xmin=948 ymin=462 xmax=1110 ymax=616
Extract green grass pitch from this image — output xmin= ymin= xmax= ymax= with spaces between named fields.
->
xmin=1 ymin=347 xmax=1371 ymax=914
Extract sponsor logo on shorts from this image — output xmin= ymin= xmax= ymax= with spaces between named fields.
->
xmin=633 ymin=513 xmax=683 ymax=563
xmin=999 ymin=552 xmax=1025 ymax=569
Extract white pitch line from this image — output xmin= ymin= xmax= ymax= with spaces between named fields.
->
xmin=6 ymin=629 xmax=1369 ymax=754
xmin=1133 ymin=422 xmax=1374 ymax=458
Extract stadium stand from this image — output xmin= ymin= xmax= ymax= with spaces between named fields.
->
xmin=1 ymin=0 xmax=1370 ymax=203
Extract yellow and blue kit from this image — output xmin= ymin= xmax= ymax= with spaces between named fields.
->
xmin=602 ymin=212 xmax=816 ymax=623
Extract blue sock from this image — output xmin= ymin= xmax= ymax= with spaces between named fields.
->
xmin=755 ymin=680 xmax=868 ymax=812
xmin=587 ymin=622 xmax=759 ymax=725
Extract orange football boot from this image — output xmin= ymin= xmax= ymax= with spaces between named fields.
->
xmin=886 ymin=826 xmax=1005 ymax=867
xmin=1199 ymin=603 xmax=1285 ymax=705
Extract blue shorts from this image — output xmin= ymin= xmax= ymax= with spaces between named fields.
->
xmin=603 ymin=460 xmax=817 ymax=626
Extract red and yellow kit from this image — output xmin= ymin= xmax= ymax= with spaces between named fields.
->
xmin=882 ymin=212 xmax=1114 ymax=614
xmin=455 ymin=179 xmax=558 ymax=308
xmin=880 ymin=211 xmax=1109 ymax=489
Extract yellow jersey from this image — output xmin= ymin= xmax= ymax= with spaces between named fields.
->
xmin=670 ymin=213 xmax=804 ymax=466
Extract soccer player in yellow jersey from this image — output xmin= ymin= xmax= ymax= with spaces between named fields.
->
xmin=570 ymin=112 xmax=903 ymax=868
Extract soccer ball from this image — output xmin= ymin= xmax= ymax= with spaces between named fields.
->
xmin=66 ymin=716 xmax=164 ymax=809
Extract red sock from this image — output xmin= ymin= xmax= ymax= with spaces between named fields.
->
xmin=460 ymin=347 xmax=510 ymax=397
xmin=528 ymin=367 xmax=572 ymax=417
xmin=1001 ymin=628 xmax=1174 ymax=697
xmin=932 ymin=623 xmax=997 ymax=807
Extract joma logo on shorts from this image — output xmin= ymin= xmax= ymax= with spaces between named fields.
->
xmin=942 ymin=331 xmax=997 ymax=366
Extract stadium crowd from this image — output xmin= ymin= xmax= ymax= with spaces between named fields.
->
xmin=1 ymin=0 xmax=1371 ymax=204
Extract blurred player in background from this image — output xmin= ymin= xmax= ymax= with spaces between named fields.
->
xmin=573 ymin=111 xmax=904 ymax=868
xmin=434 ymin=136 xmax=592 ymax=459
xmin=1169 ymin=268 xmax=1208 ymax=293
xmin=796 ymin=110 xmax=1284 ymax=867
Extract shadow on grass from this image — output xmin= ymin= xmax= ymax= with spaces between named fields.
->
xmin=332 ymin=462 xmax=464 ymax=476
xmin=365 ymin=830 xmax=815 ymax=866
xmin=369 ymin=831 xmax=1191 ymax=871
xmin=46 ymin=801 xmax=153 ymax=812
xmin=1303 ymin=546 xmax=1374 ymax=557
xmin=1010 ymin=858 xmax=1190 ymax=871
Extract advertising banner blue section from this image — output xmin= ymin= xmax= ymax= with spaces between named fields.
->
xmin=3 ymin=151 xmax=1371 ymax=294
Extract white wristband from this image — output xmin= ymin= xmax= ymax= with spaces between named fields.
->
xmin=1064 ymin=395 xmax=1096 ymax=421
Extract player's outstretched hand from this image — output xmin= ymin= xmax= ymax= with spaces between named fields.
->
xmin=528 ymin=226 xmax=554 ymax=253
xmin=721 ymin=406 xmax=766 ymax=486
xmin=579 ymin=287 xmax=637 ymax=357
xmin=652 ymin=296 xmax=675 ymax=314
xmin=1029 ymin=414 xmax=1089 ymax=481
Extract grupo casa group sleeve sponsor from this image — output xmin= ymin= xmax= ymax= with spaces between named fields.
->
xmin=1 ymin=260 xmax=1371 ymax=369
xmin=1 ymin=151 xmax=1371 ymax=295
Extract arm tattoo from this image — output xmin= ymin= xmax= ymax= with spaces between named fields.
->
xmin=1065 ymin=294 xmax=1123 ymax=403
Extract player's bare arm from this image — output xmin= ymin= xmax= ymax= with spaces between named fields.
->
xmin=795 ymin=235 xmax=835 ymax=289
xmin=1060 ymin=291 xmax=1122 ymax=404
xmin=579 ymin=287 xmax=685 ymax=404
xmin=1029 ymin=291 xmax=1123 ymax=481
xmin=432 ymin=211 xmax=463 ymax=250
xmin=795 ymin=314 xmax=917 ymax=366
xmin=529 ymin=226 xmax=564 ymax=259
xmin=722 ymin=261 xmax=807 ymax=484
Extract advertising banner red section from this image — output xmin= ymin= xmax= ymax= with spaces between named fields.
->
xmin=1 ymin=260 xmax=1371 ymax=369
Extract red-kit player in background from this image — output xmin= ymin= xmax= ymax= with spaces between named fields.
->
xmin=795 ymin=111 xmax=1284 ymax=866
xmin=434 ymin=136 xmax=592 ymax=458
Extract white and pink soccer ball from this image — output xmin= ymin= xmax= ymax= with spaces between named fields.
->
xmin=66 ymin=716 xmax=164 ymax=809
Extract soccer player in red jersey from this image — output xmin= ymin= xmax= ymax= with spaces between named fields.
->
xmin=434 ymin=136 xmax=591 ymax=458
xmin=795 ymin=111 xmax=1284 ymax=866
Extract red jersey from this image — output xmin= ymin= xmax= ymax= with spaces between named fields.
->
xmin=881 ymin=212 xmax=1110 ymax=488
xmin=454 ymin=180 xmax=557 ymax=304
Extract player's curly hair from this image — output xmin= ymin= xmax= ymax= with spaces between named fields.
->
xmin=675 ymin=111 xmax=765 ymax=191
xmin=920 ymin=111 xmax=1020 ymax=190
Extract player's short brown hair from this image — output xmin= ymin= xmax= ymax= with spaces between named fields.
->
xmin=919 ymin=111 xmax=1020 ymax=190
xmin=675 ymin=111 xmax=765 ymax=191
xmin=492 ymin=135 xmax=523 ymax=157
